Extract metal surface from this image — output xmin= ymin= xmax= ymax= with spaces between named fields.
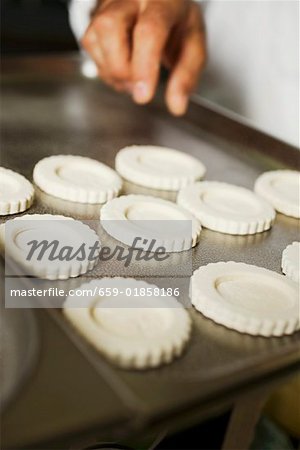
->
xmin=1 ymin=55 xmax=300 ymax=448
xmin=0 ymin=270 xmax=40 ymax=413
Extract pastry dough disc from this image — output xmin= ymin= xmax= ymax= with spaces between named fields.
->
xmin=64 ymin=278 xmax=192 ymax=369
xmin=191 ymin=262 xmax=299 ymax=336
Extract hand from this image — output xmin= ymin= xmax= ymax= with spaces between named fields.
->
xmin=82 ymin=0 xmax=206 ymax=116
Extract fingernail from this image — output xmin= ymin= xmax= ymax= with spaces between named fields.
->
xmin=133 ymin=81 xmax=151 ymax=104
xmin=170 ymin=93 xmax=188 ymax=116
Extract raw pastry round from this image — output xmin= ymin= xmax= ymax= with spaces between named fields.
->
xmin=63 ymin=278 xmax=192 ymax=369
xmin=0 ymin=214 xmax=100 ymax=279
xmin=100 ymin=194 xmax=201 ymax=252
xmin=254 ymin=170 xmax=300 ymax=218
xmin=177 ymin=181 xmax=275 ymax=235
xmin=0 ymin=167 xmax=34 ymax=215
xmin=115 ymin=145 xmax=206 ymax=191
xmin=33 ymin=155 xmax=122 ymax=204
xmin=282 ymin=242 xmax=299 ymax=283
xmin=190 ymin=262 xmax=299 ymax=336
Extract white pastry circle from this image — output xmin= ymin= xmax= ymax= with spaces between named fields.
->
xmin=115 ymin=145 xmax=206 ymax=191
xmin=254 ymin=170 xmax=300 ymax=218
xmin=191 ymin=262 xmax=299 ymax=336
xmin=177 ymin=181 xmax=275 ymax=235
xmin=282 ymin=242 xmax=300 ymax=283
xmin=63 ymin=278 xmax=192 ymax=369
xmin=0 ymin=167 xmax=34 ymax=215
xmin=0 ymin=214 xmax=100 ymax=279
xmin=33 ymin=155 xmax=122 ymax=204
xmin=100 ymin=194 xmax=201 ymax=252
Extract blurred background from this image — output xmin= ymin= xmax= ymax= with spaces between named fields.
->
xmin=1 ymin=0 xmax=299 ymax=148
xmin=1 ymin=0 xmax=77 ymax=54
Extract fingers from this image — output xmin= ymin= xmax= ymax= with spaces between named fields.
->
xmin=131 ymin=2 xmax=182 ymax=104
xmin=82 ymin=0 xmax=137 ymax=90
xmin=82 ymin=0 xmax=207 ymax=115
xmin=166 ymin=8 xmax=206 ymax=116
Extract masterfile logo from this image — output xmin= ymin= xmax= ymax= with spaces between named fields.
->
xmin=2 ymin=218 xmax=193 ymax=278
xmin=26 ymin=237 xmax=170 ymax=267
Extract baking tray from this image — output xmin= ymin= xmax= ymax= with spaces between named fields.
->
xmin=1 ymin=55 xmax=300 ymax=448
